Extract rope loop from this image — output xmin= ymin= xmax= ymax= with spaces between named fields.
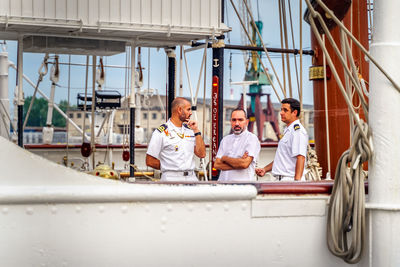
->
xmin=327 ymin=119 xmax=371 ymax=264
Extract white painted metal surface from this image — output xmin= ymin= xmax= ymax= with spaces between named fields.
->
xmin=0 ymin=136 xmax=369 ymax=266
xmin=0 ymin=48 xmax=10 ymax=138
xmin=369 ymin=0 xmax=400 ymax=266
xmin=0 ymin=0 xmax=229 ymax=47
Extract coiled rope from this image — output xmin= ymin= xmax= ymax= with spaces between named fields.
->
xmin=327 ymin=119 xmax=372 ymax=264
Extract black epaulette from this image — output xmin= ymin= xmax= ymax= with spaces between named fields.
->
xmin=183 ymin=123 xmax=191 ymax=129
xmin=157 ymin=124 xmax=168 ymax=132
xmin=294 ymin=124 xmax=300 ymax=131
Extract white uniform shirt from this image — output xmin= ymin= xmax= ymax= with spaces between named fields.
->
xmin=272 ymin=119 xmax=308 ymax=180
xmin=147 ymin=119 xmax=197 ymax=181
xmin=217 ymin=130 xmax=261 ymax=182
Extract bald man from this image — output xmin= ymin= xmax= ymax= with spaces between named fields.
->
xmin=146 ymin=97 xmax=206 ymax=181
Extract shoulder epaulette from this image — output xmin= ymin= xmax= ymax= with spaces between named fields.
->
xmin=294 ymin=124 xmax=300 ymax=131
xmin=157 ymin=124 xmax=168 ymax=132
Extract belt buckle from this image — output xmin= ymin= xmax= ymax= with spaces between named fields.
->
xmin=183 ymin=171 xmax=189 ymax=176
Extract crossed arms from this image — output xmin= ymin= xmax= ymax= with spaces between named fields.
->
xmin=214 ymin=152 xmax=253 ymax=170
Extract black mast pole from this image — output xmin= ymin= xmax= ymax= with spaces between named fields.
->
xmin=166 ymin=48 xmax=176 ymax=118
xmin=17 ymin=37 xmax=24 ymax=147
xmin=129 ymin=45 xmax=136 ymax=178
xmin=211 ymin=0 xmax=225 ymax=180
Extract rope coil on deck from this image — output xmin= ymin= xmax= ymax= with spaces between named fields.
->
xmin=326 ymin=119 xmax=371 ymax=264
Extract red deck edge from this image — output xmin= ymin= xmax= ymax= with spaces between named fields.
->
xmin=127 ymin=180 xmax=368 ymax=195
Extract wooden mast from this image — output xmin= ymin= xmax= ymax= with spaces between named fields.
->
xmin=311 ymin=0 xmax=369 ymax=177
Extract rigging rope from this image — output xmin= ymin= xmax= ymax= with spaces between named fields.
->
xmin=327 ymin=119 xmax=371 ymax=264
xmin=66 ymin=54 xmax=71 ymax=167
xmin=82 ymin=56 xmax=90 ymax=143
xmin=281 ymin=0 xmax=293 ymax=97
xmin=302 ymin=0 xmax=387 ymax=263
xmin=230 ymin=0 xmax=283 ymax=101
xmin=23 ymin=54 xmax=49 ymax=131
xmin=287 ymin=0 xmax=301 ymax=96
xmin=305 ymin=144 xmax=322 ymax=181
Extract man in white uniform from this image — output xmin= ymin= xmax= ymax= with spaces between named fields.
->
xmin=256 ymin=98 xmax=308 ymax=181
xmin=214 ymin=108 xmax=261 ymax=182
xmin=146 ymin=97 xmax=206 ymax=181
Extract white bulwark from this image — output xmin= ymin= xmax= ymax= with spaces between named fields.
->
xmin=0 ymin=0 xmax=229 ymax=47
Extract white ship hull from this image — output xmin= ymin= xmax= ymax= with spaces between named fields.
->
xmin=0 ymin=136 xmax=365 ymax=267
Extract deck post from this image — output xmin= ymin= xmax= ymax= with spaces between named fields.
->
xmin=129 ymin=44 xmax=136 ymax=177
xmin=166 ymin=48 xmax=176 ymax=118
xmin=17 ymin=36 xmax=24 ymax=147
xmin=0 ymin=47 xmax=10 ymax=139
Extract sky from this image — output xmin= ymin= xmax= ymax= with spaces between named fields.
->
xmin=3 ymin=0 xmax=314 ymax=110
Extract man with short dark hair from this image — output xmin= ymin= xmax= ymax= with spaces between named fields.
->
xmin=256 ymin=98 xmax=308 ymax=181
xmin=146 ymin=97 xmax=206 ymax=181
xmin=214 ymin=108 xmax=261 ymax=181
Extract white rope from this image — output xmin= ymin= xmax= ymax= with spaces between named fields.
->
xmin=82 ymin=56 xmax=90 ymax=143
xmin=303 ymin=1 xmax=378 ymax=263
xmin=306 ymin=10 xmax=370 ymax=146
xmin=183 ymin=43 xmax=208 ymax=181
xmin=230 ymin=0 xmax=283 ymax=101
xmin=322 ymin=35 xmax=332 ymax=178
xmin=23 ymin=54 xmax=49 ymax=131
xmin=305 ymin=145 xmax=322 ymax=181
xmin=327 ymin=119 xmax=371 ymax=264
xmin=313 ymin=0 xmax=400 ymax=93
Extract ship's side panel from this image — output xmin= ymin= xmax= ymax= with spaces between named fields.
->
xmin=0 ymin=0 xmax=9 ymax=15
xmin=120 ymin=0 xmax=131 ymax=23
xmin=131 ymin=0 xmax=142 ymax=24
xmin=44 ymin=0 xmax=56 ymax=19
xmin=10 ymin=0 xmax=22 ymax=17
xmin=21 ymin=0 xmax=33 ymax=17
xmin=77 ymin=0 xmax=89 ymax=25
xmin=161 ymin=0 xmax=172 ymax=26
xmin=141 ymin=0 xmax=151 ymax=25
xmin=0 ymin=196 xmax=368 ymax=267
xmin=99 ymin=0 xmax=110 ymax=22
xmin=66 ymin=0 xmax=78 ymax=20
xmin=181 ymin=0 xmax=190 ymax=27
xmin=109 ymin=0 xmax=120 ymax=22
xmin=191 ymin=0 xmax=201 ymax=28
xmin=151 ymin=0 xmax=162 ymax=26
xmin=171 ymin=0 xmax=182 ymax=26
xmin=88 ymin=0 xmax=99 ymax=25
xmin=58 ymin=0 xmax=68 ymax=20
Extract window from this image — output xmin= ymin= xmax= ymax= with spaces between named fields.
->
xmin=69 ymin=113 xmax=74 ymax=119
xmin=152 ymin=113 xmax=157 ymax=119
xmin=85 ymin=113 xmax=89 ymax=118
xmin=77 ymin=113 xmax=82 ymax=118
xmin=143 ymin=113 xmax=148 ymax=119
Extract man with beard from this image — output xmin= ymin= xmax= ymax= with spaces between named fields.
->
xmin=255 ymin=98 xmax=308 ymax=181
xmin=214 ymin=108 xmax=261 ymax=182
xmin=146 ymin=97 xmax=206 ymax=181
